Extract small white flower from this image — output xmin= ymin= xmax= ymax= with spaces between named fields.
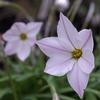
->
xmin=3 ymin=22 xmax=42 ymax=61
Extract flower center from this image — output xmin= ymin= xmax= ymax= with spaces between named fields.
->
xmin=20 ymin=33 xmax=27 ymax=41
xmin=72 ymin=49 xmax=82 ymax=59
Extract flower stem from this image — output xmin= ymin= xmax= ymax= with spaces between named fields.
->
xmin=82 ymin=2 xmax=95 ymax=29
xmin=67 ymin=0 xmax=82 ymax=22
xmin=5 ymin=58 xmax=19 ymax=100
xmin=67 ymin=0 xmax=77 ymax=17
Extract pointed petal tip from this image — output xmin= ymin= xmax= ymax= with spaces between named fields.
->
xmin=2 ymin=34 xmax=5 ymax=40
xmin=89 ymin=29 xmax=92 ymax=34
xmin=71 ymin=85 xmax=84 ymax=99
xmin=17 ymin=48 xmax=31 ymax=61
xmin=18 ymin=56 xmax=26 ymax=62
xmin=44 ymin=69 xmax=48 ymax=74
xmin=60 ymin=12 xmax=65 ymax=18
xmin=78 ymin=91 xmax=84 ymax=99
xmin=39 ymin=22 xmax=43 ymax=26
xmin=2 ymin=33 xmax=8 ymax=41
xmin=87 ymin=29 xmax=92 ymax=34
xmin=13 ymin=22 xmax=26 ymax=25
xmin=4 ymin=49 xmax=10 ymax=56
xmin=59 ymin=12 xmax=69 ymax=20
xmin=60 ymin=12 xmax=63 ymax=15
xmin=83 ymin=29 xmax=92 ymax=33
xmin=44 ymin=68 xmax=52 ymax=76
xmin=67 ymin=63 xmax=88 ymax=99
xmin=35 ymin=22 xmax=43 ymax=27
xmin=28 ymin=22 xmax=43 ymax=27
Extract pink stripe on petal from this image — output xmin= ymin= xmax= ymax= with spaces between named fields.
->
xmin=79 ymin=29 xmax=93 ymax=51
xmin=37 ymin=37 xmax=69 ymax=57
xmin=13 ymin=22 xmax=27 ymax=33
xmin=57 ymin=13 xmax=80 ymax=49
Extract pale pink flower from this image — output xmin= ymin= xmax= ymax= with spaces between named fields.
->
xmin=3 ymin=22 xmax=42 ymax=61
xmin=37 ymin=13 xmax=94 ymax=98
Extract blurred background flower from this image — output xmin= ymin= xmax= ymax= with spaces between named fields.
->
xmin=55 ymin=0 xmax=70 ymax=12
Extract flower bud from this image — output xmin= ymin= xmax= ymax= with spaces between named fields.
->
xmin=55 ymin=0 xmax=70 ymax=11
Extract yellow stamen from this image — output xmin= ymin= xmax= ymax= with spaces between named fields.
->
xmin=72 ymin=49 xmax=82 ymax=59
xmin=20 ymin=33 xmax=27 ymax=41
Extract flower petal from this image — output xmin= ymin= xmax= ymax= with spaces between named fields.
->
xmin=27 ymin=22 xmax=42 ymax=38
xmin=37 ymin=37 xmax=68 ymax=57
xmin=58 ymin=37 xmax=74 ymax=52
xmin=3 ymin=32 xmax=19 ymax=42
xmin=78 ymin=50 xmax=94 ymax=74
xmin=3 ymin=26 xmax=20 ymax=42
xmin=44 ymin=56 xmax=75 ymax=76
xmin=79 ymin=29 xmax=93 ymax=51
xmin=57 ymin=13 xmax=80 ymax=49
xmin=16 ymin=42 xmax=31 ymax=61
xmin=67 ymin=62 xmax=89 ymax=98
xmin=4 ymin=41 xmax=18 ymax=55
xmin=3 ymin=22 xmax=27 ymax=42
xmin=12 ymin=22 xmax=27 ymax=33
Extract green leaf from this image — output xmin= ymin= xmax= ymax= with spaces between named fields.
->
xmin=0 ymin=88 xmax=11 ymax=99
xmin=86 ymin=88 xmax=100 ymax=98
xmin=85 ymin=93 xmax=97 ymax=100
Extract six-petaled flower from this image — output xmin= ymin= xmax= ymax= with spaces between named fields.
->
xmin=3 ymin=22 xmax=42 ymax=61
xmin=37 ymin=13 xmax=94 ymax=98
